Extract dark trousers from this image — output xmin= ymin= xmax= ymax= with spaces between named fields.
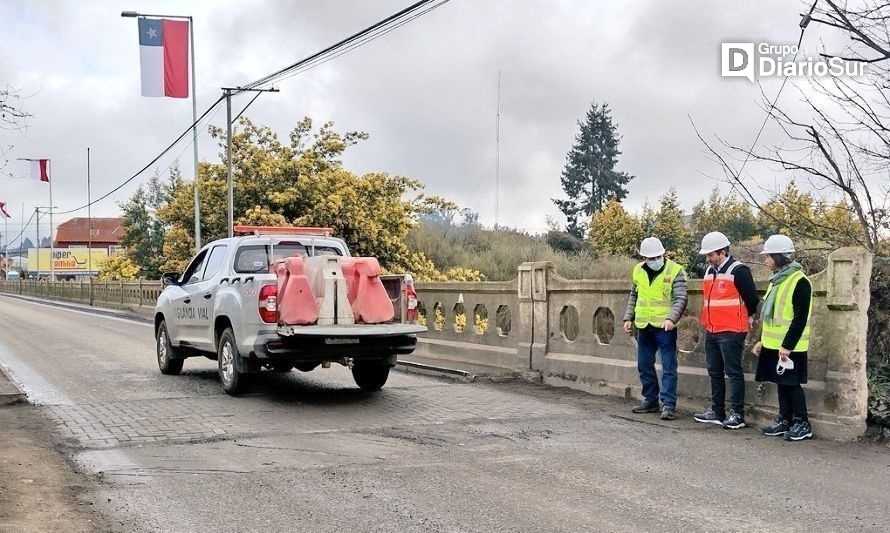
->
xmin=636 ymin=326 xmax=678 ymax=408
xmin=778 ymin=384 xmax=808 ymax=422
xmin=704 ymin=331 xmax=747 ymax=416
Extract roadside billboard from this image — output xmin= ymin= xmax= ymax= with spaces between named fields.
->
xmin=27 ymin=249 xmax=109 ymax=274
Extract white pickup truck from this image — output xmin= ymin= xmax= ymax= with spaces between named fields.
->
xmin=153 ymin=226 xmax=426 ymax=394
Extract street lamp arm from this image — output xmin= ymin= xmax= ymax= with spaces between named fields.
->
xmin=121 ymin=11 xmax=192 ymax=20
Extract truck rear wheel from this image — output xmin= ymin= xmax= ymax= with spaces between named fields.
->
xmin=218 ymin=328 xmax=246 ymax=395
xmin=156 ymin=320 xmax=184 ymax=375
xmin=352 ymin=363 xmax=390 ymax=392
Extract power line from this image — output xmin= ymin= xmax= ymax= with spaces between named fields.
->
xmin=46 ymin=0 xmax=450 ymax=217
xmin=241 ymin=0 xmax=448 ymax=92
xmin=733 ymin=1 xmax=818 ymax=182
xmin=53 ymin=94 xmax=226 ymax=216
xmin=270 ymin=0 xmax=451 ymax=86
xmin=4 ymin=209 xmax=36 ymax=250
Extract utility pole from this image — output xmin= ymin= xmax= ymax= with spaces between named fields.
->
xmin=495 ymin=68 xmax=501 ymax=230
xmin=221 ymin=86 xmax=278 ymax=238
xmin=87 ymin=147 xmax=93 ymax=278
xmin=226 ymin=89 xmax=233 ymax=238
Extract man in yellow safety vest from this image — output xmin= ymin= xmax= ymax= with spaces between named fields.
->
xmin=623 ymin=237 xmax=688 ymax=420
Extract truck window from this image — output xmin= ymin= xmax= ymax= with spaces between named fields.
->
xmin=181 ymin=250 xmax=209 ymax=284
xmin=234 ymin=243 xmax=342 ymax=273
xmin=202 ymin=245 xmax=228 ymax=280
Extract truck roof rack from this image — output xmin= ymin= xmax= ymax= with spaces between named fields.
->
xmin=233 ymin=225 xmax=335 ymax=237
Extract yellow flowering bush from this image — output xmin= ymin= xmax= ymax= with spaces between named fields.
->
xmin=454 ymin=312 xmax=467 ymax=333
xmin=474 ymin=313 xmax=489 ymax=335
xmin=433 ymin=305 xmax=445 ymax=331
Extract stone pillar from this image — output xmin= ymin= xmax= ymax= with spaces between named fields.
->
xmin=518 ymin=261 xmax=553 ymax=372
xmin=820 ymin=247 xmax=872 ymax=440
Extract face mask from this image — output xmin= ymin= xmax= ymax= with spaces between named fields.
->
xmin=646 ymin=258 xmax=664 ymax=270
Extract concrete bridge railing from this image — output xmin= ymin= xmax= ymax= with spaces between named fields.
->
xmin=411 ymin=248 xmax=872 ymax=440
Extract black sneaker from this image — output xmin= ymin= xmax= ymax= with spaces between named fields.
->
xmin=632 ymin=399 xmax=660 ymax=413
xmin=785 ymin=420 xmax=813 ymax=441
xmin=693 ymin=408 xmax=725 ymax=425
xmin=722 ymin=410 xmax=747 ymax=430
xmin=660 ymin=406 xmax=676 ymax=420
xmin=761 ymin=417 xmax=790 ymax=437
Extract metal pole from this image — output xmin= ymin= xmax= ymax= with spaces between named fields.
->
xmin=189 ymin=16 xmax=201 ymax=252
xmin=35 ymin=208 xmax=40 ymax=279
xmin=49 ymin=165 xmax=54 ymax=282
xmin=226 ymin=89 xmax=234 ymax=238
xmin=87 ymin=147 xmax=93 ymax=278
xmin=495 ymin=68 xmax=501 ymax=230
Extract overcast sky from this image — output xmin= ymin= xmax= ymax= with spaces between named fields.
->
xmin=2 ymin=0 xmax=849 ymax=246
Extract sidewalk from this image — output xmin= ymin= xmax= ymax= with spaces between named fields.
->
xmin=0 ymin=364 xmax=25 ymax=405
xmin=0 ymin=364 xmax=111 ymax=533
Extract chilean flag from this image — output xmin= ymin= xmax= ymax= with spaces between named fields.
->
xmin=30 ymin=159 xmax=50 ymax=182
xmin=138 ymin=18 xmax=189 ymax=98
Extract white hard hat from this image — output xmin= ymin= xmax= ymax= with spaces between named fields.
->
xmin=699 ymin=231 xmax=731 ymax=254
xmin=639 ymin=237 xmax=665 ymax=258
xmin=760 ymin=234 xmax=795 ymax=254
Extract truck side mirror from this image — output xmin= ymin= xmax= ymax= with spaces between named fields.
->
xmin=161 ymin=272 xmax=181 ymax=286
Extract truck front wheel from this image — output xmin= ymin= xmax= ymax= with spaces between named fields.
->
xmin=352 ymin=363 xmax=390 ymax=392
xmin=156 ymin=320 xmax=184 ymax=375
xmin=218 ymin=328 xmax=246 ymax=395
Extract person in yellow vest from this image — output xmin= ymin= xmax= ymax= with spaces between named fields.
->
xmin=623 ymin=237 xmax=688 ymax=420
xmin=752 ymin=234 xmax=814 ymax=441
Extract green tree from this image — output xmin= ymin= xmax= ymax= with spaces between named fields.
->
xmin=160 ymin=226 xmax=193 ymax=273
xmin=690 ymin=187 xmax=760 ymax=244
xmin=553 ymin=102 xmax=634 ymax=238
xmin=120 ymin=166 xmax=179 ymax=279
xmin=158 ymin=117 xmax=446 ymax=273
xmin=588 ymin=199 xmax=643 ymax=257
xmin=651 ymin=188 xmax=692 ymax=265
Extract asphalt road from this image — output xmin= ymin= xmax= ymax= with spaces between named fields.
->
xmin=0 ymin=295 xmax=887 ymax=532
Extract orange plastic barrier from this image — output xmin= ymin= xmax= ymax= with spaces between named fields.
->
xmin=275 ymin=257 xmax=318 ymax=325
xmin=340 ymin=258 xmax=360 ymax=303
xmin=348 ymin=257 xmax=394 ymax=324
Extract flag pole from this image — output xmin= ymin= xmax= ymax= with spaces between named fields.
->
xmin=49 ymin=162 xmax=54 ymax=282
xmin=121 ymin=10 xmax=201 ymax=252
xmin=35 ymin=207 xmax=40 ymax=279
xmin=189 ymin=16 xmax=201 ymax=252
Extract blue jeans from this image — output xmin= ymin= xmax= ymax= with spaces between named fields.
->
xmin=636 ymin=326 xmax=678 ymax=408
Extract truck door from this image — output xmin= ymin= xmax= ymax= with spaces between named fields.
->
xmin=192 ymin=244 xmax=229 ymax=349
xmin=173 ymin=249 xmax=208 ymax=347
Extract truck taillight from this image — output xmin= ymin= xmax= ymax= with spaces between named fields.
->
xmin=259 ymin=284 xmax=278 ymax=323
xmin=406 ymin=275 xmax=418 ymax=322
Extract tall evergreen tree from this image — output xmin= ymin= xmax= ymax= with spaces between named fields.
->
xmin=554 ymin=102 xmax=634 ymax=238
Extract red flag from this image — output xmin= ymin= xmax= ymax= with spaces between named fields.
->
xmin=30 ymin=159 xmax=50 ymax=182
xmin=0 ymin=202 xmax=10 ymax=218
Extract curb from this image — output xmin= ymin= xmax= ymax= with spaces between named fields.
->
xmin=395 ymin=360 xmax=476 ymax=381
xmin=0 ymin=365 xmax=26 ymax=405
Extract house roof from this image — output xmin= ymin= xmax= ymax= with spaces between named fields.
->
xmin=55 ymin=217 xmax=124 ymax=244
